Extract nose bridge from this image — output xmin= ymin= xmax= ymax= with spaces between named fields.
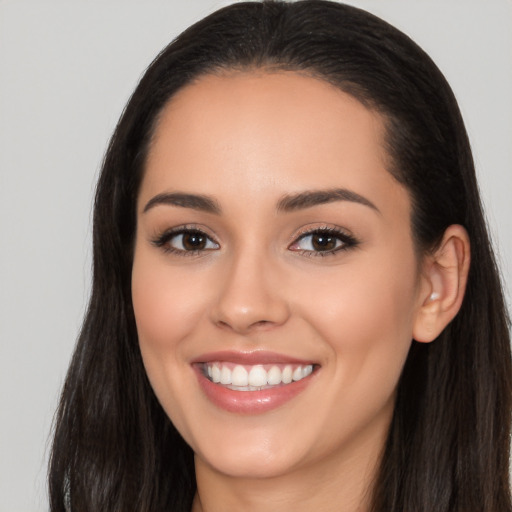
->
xmin=211 ymin=241 xmax=290 ymax=333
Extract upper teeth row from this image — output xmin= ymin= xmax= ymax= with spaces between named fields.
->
xmin=206 ymin=363 xmax=313 ymax=387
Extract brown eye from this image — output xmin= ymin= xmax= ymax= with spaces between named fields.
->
xmin=311 ymin=233 xmax=337 ymax=251
xmin=289 ymin=228 xmax=358 ymax=256
xmin=181 ymin=232 xmax=207 ymax=250
xmin=292 ymin=231 xmax=343 ymax=252
xmin=163 ymin=230 xmax=219 ymax=253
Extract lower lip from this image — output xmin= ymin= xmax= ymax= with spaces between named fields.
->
xmin=194 ymin=366 xmax=315 ymax=414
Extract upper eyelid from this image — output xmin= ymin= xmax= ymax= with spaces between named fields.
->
xmin=288 ymin=224 xmax=354 ymax=243
xmin=288 ymin=225 xmax=359 ymax=254
xmin=152 ymin=224 xmax=218 ymax=241
xmin=151 ymin=228 xmax=220 ymax=259
xmin=150 ymin=223 xmax=357 ymax=250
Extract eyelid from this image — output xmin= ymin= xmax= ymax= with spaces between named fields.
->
xmin=288 ymin=224 xmax=359 ymax=256
xmin=150 ymin=223 xmax=358 ymax=257
xmin=151 ymin=224 xmax=220 ymax=255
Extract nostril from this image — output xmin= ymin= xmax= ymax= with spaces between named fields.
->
xmin=210 ymin=280 xmax=291 ymax=333
xmin=215 ymin=318 xmax=276 ymax=333
xmin=253 ymin=320 xmax=271 ymax=328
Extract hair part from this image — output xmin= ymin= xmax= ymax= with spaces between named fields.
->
xmin=49 ymin=2 xmax=511 ymax=511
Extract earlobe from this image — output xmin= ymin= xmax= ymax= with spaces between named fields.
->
xmin=413 ymin=225 xmax=470 ymax=343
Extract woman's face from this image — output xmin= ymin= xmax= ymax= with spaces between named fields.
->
xmin=132 ymin=71 xmax=427 ymax=480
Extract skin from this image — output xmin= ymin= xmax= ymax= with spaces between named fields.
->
xmin=131 ymin=71 xmax=466 ymax=512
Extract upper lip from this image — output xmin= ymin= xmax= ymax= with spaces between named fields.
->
xmin=191 ymin=350 xmax=317 ymax=366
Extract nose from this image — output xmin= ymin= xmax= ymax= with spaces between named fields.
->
xmin=210 ymin=248 xmax=291 ymax=334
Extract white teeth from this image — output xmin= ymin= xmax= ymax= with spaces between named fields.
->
xmin=220 ymin=366 xmax=232 ymax=385
xmin=267 ymin=365 xmax=282 ymax=385
xmin=248 ymin=365 xmax=267 ymax=387
xmin=205 ymin=362 xmax=314 ymax=389
xmin=282 ymin=366 xmax=293 ymax=384
xmin=211 ymin=364 xmax=221 ymax=383
xmin=292 ymin=366 xmax=303 ymax=381
xmin=232 ymin=365 xmax=248 ymax=386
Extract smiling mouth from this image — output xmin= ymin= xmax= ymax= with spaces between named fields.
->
xmin=202 ymin=362 xmax=315 ymax=391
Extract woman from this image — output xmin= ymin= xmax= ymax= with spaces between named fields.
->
xmin=48 ymin=1 xmax=511 ymax=511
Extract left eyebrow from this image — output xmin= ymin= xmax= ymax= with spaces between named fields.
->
xmin=276 ymin=188 xmax=380 ymax=214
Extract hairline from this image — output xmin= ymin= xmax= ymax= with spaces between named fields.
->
xmin=139 ymin=63 xmax=424 ymax=249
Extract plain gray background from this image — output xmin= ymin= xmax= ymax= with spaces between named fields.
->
xmin=1 ymin=1 xmax=511 ymax=510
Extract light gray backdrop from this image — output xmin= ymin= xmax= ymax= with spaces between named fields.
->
xmin=1 ymin=1 xmax=510 ymax=510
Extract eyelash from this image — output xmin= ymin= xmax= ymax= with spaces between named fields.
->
xmin=151 ymin=225 xmax=359 ymax=257
xmin=151 ymin=226 xmax=220 ymax=256
xmin=289 ymin=226 xmax=359 ymax=257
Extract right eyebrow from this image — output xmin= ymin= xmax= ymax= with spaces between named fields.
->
xmin=142 ymin=192 xmax=221 ymax=214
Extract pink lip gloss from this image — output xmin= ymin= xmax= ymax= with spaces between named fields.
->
xmin=191 ymin=351 xmax=317 ymax=414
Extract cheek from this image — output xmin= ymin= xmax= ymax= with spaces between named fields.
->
xmin=130 ymin=245 xmax=210 ymax=406
xmin=131 ymin=250 xmax=208 ymax=351
xmin=286 ymin=250 xmax=419 ymax=454
xmin=130 ymin=246 xmax=212 ymax=436
xmin=298 ymin=245 xmax=419 ymax=390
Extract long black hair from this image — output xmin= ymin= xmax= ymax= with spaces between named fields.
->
xmin=49 ymin=2 xmax=511 ymax=511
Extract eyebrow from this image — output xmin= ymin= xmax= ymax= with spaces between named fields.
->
xmin=142 ymin=188 xmax=379 ymax=215
xmin=143 ymin=192 xmax=221 ymax=214
xmin=276 ymin=188 xmax=380 ymax=213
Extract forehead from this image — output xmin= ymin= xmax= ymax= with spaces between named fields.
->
xmin=141 ymin=71 xmax=407 ymax=217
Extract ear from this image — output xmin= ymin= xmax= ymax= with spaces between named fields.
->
xmin=413 ymin=225 xmax=470 ymax=343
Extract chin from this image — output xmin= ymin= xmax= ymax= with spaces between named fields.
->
xmin=190 ymin=423 xmax=313 ymax=479
xmin=196 ymin=449 xmax=302 ymax=480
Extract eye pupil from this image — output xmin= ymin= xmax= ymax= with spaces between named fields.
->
xmin=312 ymin=234 xmax=336 ymax=251
xmin=183 ymin=232 xmax=206 ymax=250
